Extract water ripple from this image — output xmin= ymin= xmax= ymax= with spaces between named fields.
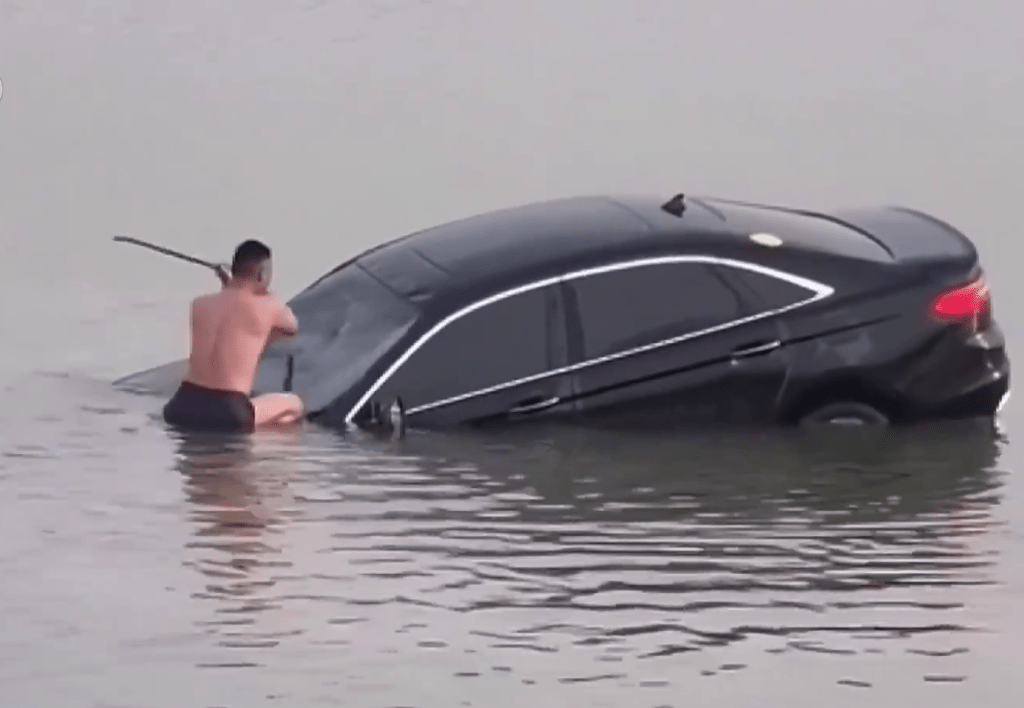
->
xmin=0 ymin=372 xmax=1011 ymax=703
xmin=157 ymin=418 xmax=1008 ymax=695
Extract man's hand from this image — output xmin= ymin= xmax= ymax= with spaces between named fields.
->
xmin=214 ymin=263 xmax=231 ymax=287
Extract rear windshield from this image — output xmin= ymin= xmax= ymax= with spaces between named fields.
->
xmin=252 ymin=263 xmax=420 ymax=411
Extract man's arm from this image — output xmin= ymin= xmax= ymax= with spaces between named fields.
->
xmin=270 ymin=300 xmax=299 ymax=339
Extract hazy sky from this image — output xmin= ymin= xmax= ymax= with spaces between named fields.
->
xmin=0 ymin=0 xmax=1021 ymax=373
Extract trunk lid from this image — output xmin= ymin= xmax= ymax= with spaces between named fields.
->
xmin=824 ymin=205 xmax=978 ymax=270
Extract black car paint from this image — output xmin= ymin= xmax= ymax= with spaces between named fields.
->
xmin=113 ymin=192 xmax=1010 ymax=431
xmin=543 ymin=261 xmax=791 ymax=428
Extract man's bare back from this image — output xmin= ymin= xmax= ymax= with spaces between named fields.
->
xmin=163 ymin=239 xmax=304 ymax=433
xmin=186 ymin=287 xmax=296 ymax=395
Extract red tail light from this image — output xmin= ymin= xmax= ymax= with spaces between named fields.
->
xmin=931 ymin=276 xmax=990 ymax=326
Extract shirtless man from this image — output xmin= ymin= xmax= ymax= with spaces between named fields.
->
xmin=163 ymin=239 xmax=305 ymax=433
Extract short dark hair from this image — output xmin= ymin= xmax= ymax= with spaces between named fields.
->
xmin=231 ymin=239 xmax=271 ymax=276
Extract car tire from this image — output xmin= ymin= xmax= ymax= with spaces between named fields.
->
xmin=798 ymin=401 xmax=890 ymax=427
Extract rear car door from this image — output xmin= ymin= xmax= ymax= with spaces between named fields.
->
xmin=368 ymin=283 xmax=574 ymax=427
xmin=559 ymin=259 xmax=793 ymax=426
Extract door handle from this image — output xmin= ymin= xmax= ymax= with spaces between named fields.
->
xmin=509 ymin=396 xmax=561 ymax=415
xmin=731 ymin=340 xmax=781 ymax=359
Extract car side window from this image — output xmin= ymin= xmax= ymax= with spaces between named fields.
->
xmin=381 ymin=286 xmax=556 ymax=409
xmin=568 ymin=262 xmax=744 ymax=360
xmin=718 ymin=266 xmax=818 ymax=312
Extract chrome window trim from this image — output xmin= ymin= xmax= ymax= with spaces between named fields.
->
xmin=344 ymin=255 xmax=835 ymax=423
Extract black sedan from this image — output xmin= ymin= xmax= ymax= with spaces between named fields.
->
xmin=116 ymin=192 xmax=1010 ymax=431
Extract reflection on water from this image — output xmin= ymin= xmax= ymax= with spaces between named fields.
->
xmin=171 ymin=417 xmax=1005 ymax=695
xmin=174 ymin=428 xmax=307 ymax=659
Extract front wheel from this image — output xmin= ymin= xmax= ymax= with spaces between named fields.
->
xmin=798 ymin=401 xmax=890 ymax=428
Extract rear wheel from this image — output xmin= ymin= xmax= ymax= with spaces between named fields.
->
xmin=798 ymin=401 xmax=890 ymax=427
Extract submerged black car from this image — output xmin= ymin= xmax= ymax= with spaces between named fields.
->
xmin=117 ymin=192 xmax=1010 ymax=430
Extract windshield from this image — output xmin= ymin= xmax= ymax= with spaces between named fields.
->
xmin=252 ymin=262 xmax=421 ymax=412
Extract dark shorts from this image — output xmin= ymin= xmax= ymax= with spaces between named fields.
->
xmin=163 ymin=381 xmax=256 ymax=433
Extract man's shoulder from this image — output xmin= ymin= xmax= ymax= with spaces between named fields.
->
xmin=254 ymin=292 xmax=289 ymax=310
xmin=191 ymin=290 xmax=238 ymax=313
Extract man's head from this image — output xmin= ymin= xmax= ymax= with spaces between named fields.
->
xmin=230 ymin=239 xmax=272 ymax=290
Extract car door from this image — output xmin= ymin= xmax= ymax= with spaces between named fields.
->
xmin=559 ymin=258 xmax=793 ymax=427
xmin=709 ymin=260 xmax=837 ymax=416
xmin=367 ymin=283 xmax=575 ymax=427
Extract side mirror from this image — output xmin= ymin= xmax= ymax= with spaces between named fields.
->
xmin=363 ymin=396 xmax=407 ymax=438
xmin=388 ymin=397 xmax=407 ymax=438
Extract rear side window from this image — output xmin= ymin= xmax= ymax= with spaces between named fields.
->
xmin=720 ymin=266 xmax=817 ymax=312
xmin=567 ymin=262 xmax=744 ymax=360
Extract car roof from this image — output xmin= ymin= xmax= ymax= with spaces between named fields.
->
xmin=308 ymin=193 xmax=893 ymax=308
